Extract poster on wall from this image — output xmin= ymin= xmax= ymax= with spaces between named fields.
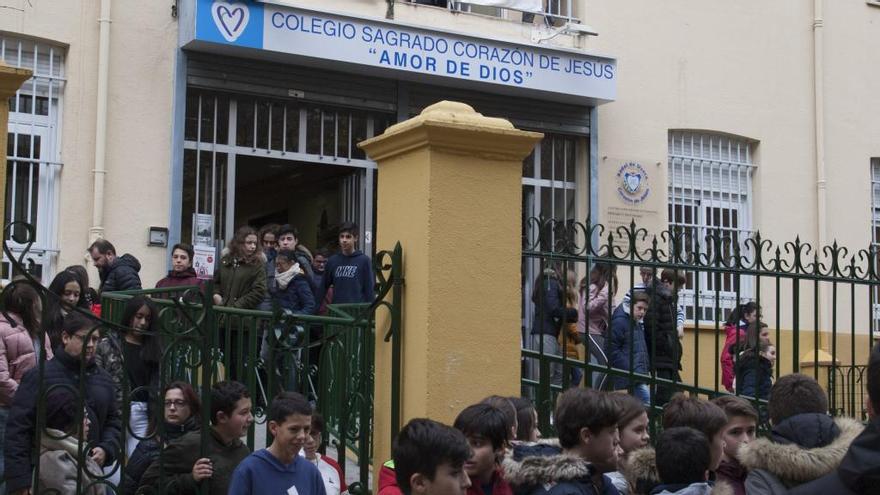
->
xmin=193 ymin=245 xmax=216 ymax=280
xmin=194 ymin=213 xmax=214 ymax=246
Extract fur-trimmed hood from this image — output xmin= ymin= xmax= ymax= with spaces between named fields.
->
xmin=738 ymin=415 xmax=864 ymax=486
xmin=502 ymin=439 xmax=595 ymax=488
xmin=622 ymin=447 xmax=734 ymax=495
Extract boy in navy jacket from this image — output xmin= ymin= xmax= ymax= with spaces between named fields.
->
xmin=324 ymin=222 xmax=374 ymax=304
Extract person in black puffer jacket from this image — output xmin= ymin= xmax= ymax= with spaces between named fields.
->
xmin=89 ymin=238 xmax=142 ymax=294
xmin=4 ymin=311 xmax=122 ymax=495
xmin=642 ymin=269 xmax=685 ymax=405
xmin=122 ymin=381 xmax=201 ymax=494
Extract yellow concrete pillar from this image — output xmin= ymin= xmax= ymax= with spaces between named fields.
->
xmin=361 ymin=100 xmax=542 ymax=484
xmin=0 ymin=63 xmax=33 ymax=226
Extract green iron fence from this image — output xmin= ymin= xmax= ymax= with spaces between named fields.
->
xmin=522 ymin=217 xmax=879 ymax=435
xmin=1 ymin=221 xmax=402 ymax=495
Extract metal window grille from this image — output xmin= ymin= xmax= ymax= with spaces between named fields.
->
xmin=406 ymin=1 xmax=580 ymax=24
xmin=668 ymin=131 xmax=755 ymax=323
xmin=870 ymin=158 xmax=880 ymax=329
xmin=521 ymin=133 xmax=580 ymax=333
xmin=181 ymin=90 xmax=390 ymax=251
xmin=1 ymin=35 xmax=65 ymax=281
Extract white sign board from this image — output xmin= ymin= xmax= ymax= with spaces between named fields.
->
xmin=193 ymin=245 xmax=217 ymax=280
xmin=194 ymin=213 xmax=214 ymax=246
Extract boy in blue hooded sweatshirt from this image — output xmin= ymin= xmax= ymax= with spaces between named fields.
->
xmin=324 ymin=222 xmax=374 ymax=304
xmin=228 ymin=392 xmax=326 ymax=495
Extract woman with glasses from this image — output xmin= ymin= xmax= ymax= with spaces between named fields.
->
xmin=122 ymin=381 xmax=201 ymax=493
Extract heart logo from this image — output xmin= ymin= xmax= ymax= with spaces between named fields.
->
xmin=211 ymin=1 xmax=250 ymax=42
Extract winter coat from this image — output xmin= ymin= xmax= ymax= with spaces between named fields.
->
xmin=787 ymin=415 xmax=880 ymax=495
xmin=378 ymin=460 xmax=403 ymax=495
xmin=502 ymin=439 xmax=620 ymax=495
xmin=213 ymin=250 xmax=267 ymax=309
xmin=532 ymin=271 xmax=564 ymax=337
xmin=587 ymin=283 xmax=613 ymax=336
xmin=155 ymin=267 xmax=203 ymax=293
xmin=4 ymin=349 xmax=122 ymax=493
xmin=557 ymin=307 xmax=580 ymax=359
xmin=121 ymin=416 xmax=199 ymax=494
xmin=738 ymin=414 xmax=863 ymax=493
xmin=642 ymin=282 xmax=681 ymax=371
xmin=720 ymin=322 xmax=747 ymax=392
xmin=272 ymin=269 xmax=317 ymax=315
xmin=0 ymin=312 xmax=53 ymax=406
xmin=714 ymin=459 xmax=746 ymax=495
xmin=38 ymin=428 xmax=106 ymax=495
xmin=467 ymin=467 xmax=515 ymax=495
xmin=99 ymin=253 xmax=143 ymax=293
xmin=622 ymin=448 xmax=733 ymax=495
xmin=648 ymin=482 xmax=732 ymax=495
xmin=608 ymin=305 xmax=649 ymax=390
xmin=95 ymin=331 xmax=160 ymax=406
xmin=734 ymin=352 xmax=772 ymax=399
xmin=139 ymin=427 xmax=250 ymax=495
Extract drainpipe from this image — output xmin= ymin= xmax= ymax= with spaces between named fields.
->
xmin=90 ymin=0 xmax=112 ymax=243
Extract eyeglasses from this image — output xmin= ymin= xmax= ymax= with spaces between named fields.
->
xmin=164 ymin=400 xmax=189 ymax=408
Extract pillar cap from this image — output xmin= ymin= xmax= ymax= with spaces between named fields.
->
xmin=359 ymin=100 xmax=543 ymax=162
xmin=0 ymin=63 xmax=33 ymax=98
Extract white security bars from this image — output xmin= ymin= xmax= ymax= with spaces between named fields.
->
xmin=870 ymin=158 xmax=880 ymax=329
xmin=668 ymin=131 xmax=755 ymax=323
xmin=1 ymin=35 xmax=65 ymax=281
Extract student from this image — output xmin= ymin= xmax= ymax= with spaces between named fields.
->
xmin=606 ymin=394 xmax=650 ymax=495
xmin=324 ymin=222 xmax=374 ymax=304
xmin=394 ymin=418 xmax=472 ymax=495
xmin=37 ymin=387 xmax=105 ymax=495
xmin=304 ymin=412 xmax=348 ymax=495
xmin=480 ymin=395 xmax=518 ymax=443
xmin=735 ymin=340 xmax=774 ymax=402
xmin=65 ymin=264 xmax=101 ymax=316
xmin=624 ymin=394 xmax=728 ymax=494
xmin=642 ymin=269 xmax=685 ymax=406
xmin=139 ymin=380 xmax=253 ymax=495
xmin=213 ymin=226 xmax=267 ymax=310
xmin=788 ymin=345 xmax=880 ymax=494
xmin=155 ymin=243 xmax=202 ymax=293
xmin=559 ymin=271 xmax=583 ymax=387
xmin=95 ymin=295 xmax=162 ymax=458
xmin=5 ymin=311 xmax=121 ymax=495
xmin=229 ymin=391 xmax=325 ymax=494
xmin=45 ymin=270 xmax=86 ymax=348
xmin=528 ymin=267 xmax=564 ymax=387
xmin=509 ymin=397 xmax=540 ymax=443
xmin=738 ymin=373 xmax=863 ymax=493
xmin=710 ymin=396 xmax=758 ymax=495
xmin=276 ymin=224 xmax=316 ymax=286
xmin=652 ymin=427 xmax=727 ymax=495
xmin=122 ymin=381 xmax=202 ymax=493
xmin=453 ymin=403 xmax=513 ymax=495
xmin=504 ymin=388 xmax=621 ymax=495
xmin=720 ymin=302 xmax=760 ymax=392
xmin=620 ymin=268 xmax=685 ymax=338
xmin=579 ymin=263 xmax=618 ymax=389
xmin=272 ymin=249 xmax=317 ymax=316
xmin=609 ymin=291 xmax=651 ymax=405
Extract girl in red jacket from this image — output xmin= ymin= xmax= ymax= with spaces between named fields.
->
xmin=721 ymin=302 xmax=760 ymax=392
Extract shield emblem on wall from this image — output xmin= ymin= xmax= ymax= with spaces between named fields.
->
xmin=623 ymin=172 xmax=641 ymax=193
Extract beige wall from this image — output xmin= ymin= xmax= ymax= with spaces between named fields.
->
xmin=1 ymin=0 xmax=177 ymax=288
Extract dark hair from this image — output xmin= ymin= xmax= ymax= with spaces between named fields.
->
xmin=62 ymin=310 xmax=96 ymax=336
xmin=171 ymin=243 xmax=195 ymax=262
xmin=314 ymin=248 xmax=331 ymax=259
xmin=311 ymin=411 xmax=325 ymax=435
xmin=277 ymin=224 xmax=299 ymax=239
xmin=866 ymin=345 xmax=880 ymax=415
xmin=275 ymin=249 xmax=295 ymax=264
xmin=767 ymin=374 xmax=828 ymax=424
xmin=64 ymin=265 xmax=90 ymax=291
xmin=48 ymin=270 xmax=84 ymax=307
xmin=660 ymin=268 xmax=686 ymax=287
xmin=655 ymin=427 xmax=710 ymax=485
xmin=211 ymin=381 xmax=250 ymax=424
xmin=711 ymin=395 xmax=758 ymax=423
xmin=610 ymin=393 xmax=647 ymax=430
xmin=267 ymin=391 xmax=312 ymax=423
xmin=588 ymin=263 xmax=618 ymax=297
xmin=227 ymin=226 xmax=261 ymax=263
xmin=662 ymin=394 xmax=728 ymax=441
xmin=394 ymin=419 xmax=470 ymax=495
xmin=2 ymin=282 xmax=42 ymax=338
xmin=480 ymin=395 xmax=516 ymax=440
xmin=555 ymin=388 xmax=620 ymax=449
xmin=120 ymin=296 xmax=162 ymax=364
xmin=454 ymin=403 xmax=509 ymax=451
xmin=88 ymin=239 xmax=116 ymax=255
xmin=147 ymin=381 xmax=202 ymax=437
xmin=258 ymin=224 xmax=280 ymax=241
xmin=630 ymin=291 xmax=650 ymax=307
xmin=339 ymin=222 xmax=359 ymax=236
xmin=726 ymin=301 xmax=761 ymax=326
xmin=44 ymin=386 xmax=82 ymax=433
xmin=510 ymin=397 xmax=537 ymax=441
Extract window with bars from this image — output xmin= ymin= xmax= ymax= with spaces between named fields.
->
xmin=668 ymin=131 xmax=756 ymax=323
xmin=2 ymin=35 xmax=65 ymax=281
